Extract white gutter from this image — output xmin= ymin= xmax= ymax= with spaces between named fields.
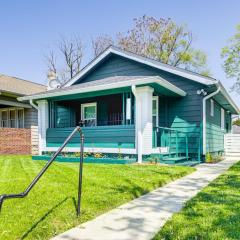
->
xmin=202 ymin=85 xmax=221 ymax=155
xmin=30 ymin=99 xmax=38 ymax=110
xmin=131 ymin=85 xmax=142 ymax=163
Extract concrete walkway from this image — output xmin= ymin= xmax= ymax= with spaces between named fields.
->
xmin=52 ymin=157 xmax=238 ymax=240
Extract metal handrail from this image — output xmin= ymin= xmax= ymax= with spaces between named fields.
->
xmin=0 ymin=126 xmax=84 ymax=217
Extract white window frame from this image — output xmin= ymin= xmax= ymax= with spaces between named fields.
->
xmin=210 ymin=99 xmax=214 ymax=117
xmin=152 ymin=96 xmax=159 ymax=127
xmin=221 ymin=108 xmax=225 ymax=130
xmin=81 ymin=102 xmax=97 ymax=126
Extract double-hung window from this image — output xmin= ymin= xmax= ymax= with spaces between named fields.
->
xmin=81 ymin=103 xmax=97 ymax=127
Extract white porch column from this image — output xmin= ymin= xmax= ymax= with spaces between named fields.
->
xmin=37 ymin=100 xmax=49 ymax=155
xmin=133 ymin=86 xmax=153 ymax=163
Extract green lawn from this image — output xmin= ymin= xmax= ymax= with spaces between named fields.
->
xmin=0 ymin=155 xmax=194 ymax=240
xmin=154 ymin=161 xmax=240 ymax=240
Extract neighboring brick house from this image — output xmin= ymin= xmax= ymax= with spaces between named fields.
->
xmin=0 ymin=74 xmax=46 ymax=154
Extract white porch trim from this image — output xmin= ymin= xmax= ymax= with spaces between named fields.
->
xmin=132 ymin=86 xmax=154 ymax=163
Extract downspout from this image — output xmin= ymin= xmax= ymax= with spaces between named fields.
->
xmin=131 ymin=85 xmax=142 ymax=163
xmin=202 ymin=84 xmax=220 ymax=155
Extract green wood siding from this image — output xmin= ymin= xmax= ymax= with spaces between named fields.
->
xmin=46 ymin=125 xmax=135 ymax=148
xmin=206 ymin=99 xmax=231 ymax=153
xmin=72 ymin=55 xmax=204 ymax=155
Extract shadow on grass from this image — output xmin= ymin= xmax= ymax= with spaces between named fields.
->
xmin=21 ymin=196 xmax=78 ymax=240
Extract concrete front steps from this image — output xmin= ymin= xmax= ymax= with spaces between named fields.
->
xmin=150 ymin=153 xmax=200 ymax=166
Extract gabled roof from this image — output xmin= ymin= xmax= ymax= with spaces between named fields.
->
xmin=0 ymin=74 xmax=46 ymax=96
xmin=18 ymin=76 xmax=186 ymax=101
xmin=63 ymin=46 xmax=218 ymax=87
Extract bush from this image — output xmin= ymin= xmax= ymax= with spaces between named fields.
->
xmin=205 ymin=152 xmax=223 ymax=163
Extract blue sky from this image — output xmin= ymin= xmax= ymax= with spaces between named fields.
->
xmin=0 ymin=1 xmax=240 ymax=103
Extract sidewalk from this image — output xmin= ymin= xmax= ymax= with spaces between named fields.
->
xmin=52 ymin=157 xmax=238 ymax=240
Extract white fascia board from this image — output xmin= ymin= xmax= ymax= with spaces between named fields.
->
xmin=18 ymin=76 xmax=186 ymax=101
xmin=218 ymin=82 xmax=240 ymax=114
xmin=63 ymin=48 xmax=112 ymax=87
xmin=63 ymin=47 xmax=217 ymax=87
xmin=0 ymin=99 xmax=32 ymax=108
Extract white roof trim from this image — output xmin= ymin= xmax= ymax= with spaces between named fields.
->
xmin=0 ymin=99 xmax=32 ymax=108
xmin=217 ymin=82 xmax=240 ymax=114
xmin=63 ymin=46 xmax=217 ymax=87
xmin=18 ymin=76 xmax=186 ymax=101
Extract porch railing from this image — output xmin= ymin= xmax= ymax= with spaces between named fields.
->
xmin=153 ymin=126 xmax=189 ymax=159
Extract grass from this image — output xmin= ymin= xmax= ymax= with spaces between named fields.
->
xmin=0 ymin=155 xmax=194 ymax=240
xmin=154 ymin=161 xmax=240 ymax=240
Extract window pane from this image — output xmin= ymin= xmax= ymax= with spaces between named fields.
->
xmin=10 ymin=110 xmax=16 ymax=128
xmin=2 ymin=111 xmax=7 ymax=120
xmin=18 ymin=109 xmax=24 ymax=128
xmin=84 ymin=106 xmax=96 ymax=119
xmin=152 ymin=100 xmax=157 ymax=115
xmin=1 ymin=111 xmax=8 ymax=127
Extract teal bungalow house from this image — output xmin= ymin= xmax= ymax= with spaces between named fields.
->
xmin=19 ymin=46 xmax=239 ymax=164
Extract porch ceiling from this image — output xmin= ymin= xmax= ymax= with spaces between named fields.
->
xmin=18 ymin=76 xmax=186 ymax=101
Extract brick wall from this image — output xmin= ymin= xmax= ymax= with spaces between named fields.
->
xmin=0 ymin=128 xmax=31 ymax=154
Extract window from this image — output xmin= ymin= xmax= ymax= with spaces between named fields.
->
xmin=81 ymin=103 xmax=97 ymax=127
xmin=0 ymin=108 xmax=24 ymax=128
xmin=9 ymin=109 xmax=16 ymax=128
xmin=210 ymin=99 xmax=214 ymax=117
xmin=18 ymin=109 xmax=24 ymax=128
xmin=1 ymin=110 xmax=8 ymax=127
xmin=221 ymin=108 xmax=225 ymax=130
xmin=152 ymin=97 xmax=159 ymax=127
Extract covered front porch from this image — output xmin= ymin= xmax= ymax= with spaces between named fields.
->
xmin=35 ymin=76 xmax=193 ymax=163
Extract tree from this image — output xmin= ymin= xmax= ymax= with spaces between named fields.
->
xmin=92 ymin=16 xmax=210 ymax=75
xmin=45 ymin=36 xmax=84 ymax=83
xmin=92 ymin=35 xmax=114 ymax=57
xmin=221 ymin=24 xmax=240 ymax=93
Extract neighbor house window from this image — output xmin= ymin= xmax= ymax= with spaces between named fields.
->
xmin=81 ymin=102 xmax=97 ymax=127
xmin=1 ymin=110 xmax=8 ymax=127
xmin=221 ymin=108 xmax=225 ymax=130
xmin=0 ymin=108 xmax=24 ymax=128
xmin=18 ymin=109 xmax=24 ymax=128
xmin=210 ymin=99 xmax=214 ymax=117
xmin=9 ymin=109 xmax=16 ymax=128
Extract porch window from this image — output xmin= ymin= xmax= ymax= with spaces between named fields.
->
xmin=221 ymin=108 xmax=225 ymax=130
xmin=81 ymin=102 xmax=97 ymax=127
